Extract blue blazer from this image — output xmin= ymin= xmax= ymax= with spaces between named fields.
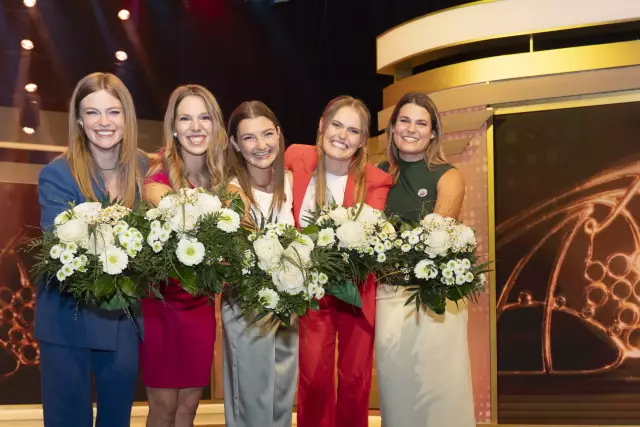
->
xmin=35 ymin=157 xmax=144 ymax=351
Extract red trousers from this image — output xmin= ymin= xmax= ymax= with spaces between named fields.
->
xmin=297 ymin=276 xmax=376 ymax=427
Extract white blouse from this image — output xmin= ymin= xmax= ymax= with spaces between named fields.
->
xmin=230 ymin=174 xmax=295 ymax=226
xmin=299 ymin=172 xmax=348 ymax=228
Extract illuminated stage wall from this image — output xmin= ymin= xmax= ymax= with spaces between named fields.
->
xmin=495 ymin=102 xmax=640 ymax=424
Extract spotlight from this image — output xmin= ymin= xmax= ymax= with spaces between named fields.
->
xmin=24 ymin=0 xmax=36 ymax=7
xmin=118 ymin=9 xmax=130 ymax=20
xmin=21 ymin=39 xmax=34 ymax=50
xmin=115 ymin=50 xmax=128 ymax=61
xmin=20 ymin=94 xmax=40 ymax=134
xmin=25 ymin=83 xmax=38 ymax=92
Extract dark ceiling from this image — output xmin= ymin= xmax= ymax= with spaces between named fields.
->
xmin=1 ymin=0 xmax=474 ymax=146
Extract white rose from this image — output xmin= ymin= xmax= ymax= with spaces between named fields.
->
xmin=253 ymin=236 xmax=284 ymax=271
xmin=146 ymin=208 xmax=160 ymax=220
xmin=424 ymin=229 xmax=451 ymax=257
xmin=379 ymin=220 xmax=395 ymax=236
xmin=335 ymin=220 xmax=367 ymax=249
xmin=55 ymin=219 xmax=89 ymax=244
xmin=456 ymin=224 xmax=476 ymax=247
xmin=157 ymin=194 xmax=179 ymax=211
xmin=353 ymin=203 xmax=381 ymax=225
xmin=283 ymin=244 xmax=311 ymax=266
xmin=169 ymin=203 xmax=199 ymax=233
xmin=72 ymin=202 xmax=102 ymax=222
xmin=328 ymin=207 xmax=349 ymax=225
xmin=196 ymin=193 xmax=222 ymax=216
xmin=83 ymin=224 xmax=115 ymax=255
xmin=420 ymin=213 xmax=446 ymax=229
xmin=272 ymin=261 xmax=306 ymax=295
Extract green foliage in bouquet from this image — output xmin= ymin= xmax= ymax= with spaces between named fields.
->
xmin=26 ymin=200 xmax=158 ymax=312
xmin=383 ymin=213 xmax=490 ymax=315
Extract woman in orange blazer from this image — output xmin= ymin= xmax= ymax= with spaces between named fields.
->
xmin=284 ymin=95 xmax=392 ymax=427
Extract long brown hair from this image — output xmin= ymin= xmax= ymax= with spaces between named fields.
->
xmin=315 ymin=95 xmax=370 ymax=208
xmin=386 ymin=91 xmax=446 ymax=184
xmin=148 ymin=85 xmax=227 ymax=191
xmin=226 ymin=101 xmax=286 ymax=217
xmin=66 ymin=72 xmax=142 ymax=208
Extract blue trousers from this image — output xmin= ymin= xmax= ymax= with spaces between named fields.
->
xmin=39 ymin=320 xmax=139 ymax=427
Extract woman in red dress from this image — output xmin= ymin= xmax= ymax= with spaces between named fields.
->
xmin=139 ymin=84 xmax=227 ymax=427
xmin=284 ymin=96 xmax=392 ymax=427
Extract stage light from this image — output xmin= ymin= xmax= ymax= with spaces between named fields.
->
xmin=25 ymin=83 xmax=38 ymax=92
xmin=118 ymin=9 xmax=130 ymax=20
xmin=20 ymin=94 xmax=40 ymax=134
xmin=23 ymin=0 xmax=36 ymax=7
xmin=115 ymin=50 xmax=128 ymax=61
xmin=21 ymin=39 xmax=34 ymax=50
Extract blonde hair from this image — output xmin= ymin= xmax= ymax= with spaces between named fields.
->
xmin=226 ymin=101 xmax=286 ymax=217
xmin=315 ymin=96 xmax=370 ymax=208
xmin=66 ymin=72 xmax=143 ymax=208
xmin=148 ymin=85 xmax=227 ymax=191
xmin=386 ymin=91 xmax=446 ymax=184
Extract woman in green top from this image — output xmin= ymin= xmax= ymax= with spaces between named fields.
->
xmin=375 ymin=92 xmax=475 ymax=426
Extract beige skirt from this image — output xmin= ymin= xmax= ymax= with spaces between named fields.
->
xmin=375 ymin=283 xmax=476 ymax=427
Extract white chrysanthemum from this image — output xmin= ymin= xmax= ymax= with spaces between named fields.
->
xmin=113 ymin=221 xmax=129 ymax=234
xmin=61 ymin=264 xmax=74 ymax=277
xmin=50 ymin=245 xmax=63 ymax=259
xmin=146 ymin=208 xmax=161 ymax=220
xmin=414 ymin=259 xmax=437 ymax=280
xmin=148 ymin=227 xmax=162 ymax=241
xmin=443 ymin=276 xmax=455 ymax=286
xmin=465 ymin=271 xmax=474 ymax=282
xmin=64 ymin=242 xmax=79 ymax=253
xmin=317 ymin=228 xmax=335 ymax=247
xmin=384 ymin=240 xmax=393 ymax=250
xmin=442 ymin=268 xmax=454 ymax=279
xmin=446 ymin=260 xmax=457 ymax=270
xmin=127 ymin=248 xmax=137 ymax=258
xmin=152 ymin=241 xmax=163 ymax=253
xmin=455 ymin=274 xmax=467 ymax=285
xmin=478 ymin=273 xmax=486 ymax=284
xmin=318 ymin=272 xmax=328 ymax=285
xmin=56 ymin=218 xmax=89 ymax=244
xmin=71 ymin=257 xmax=84 ymax=270
xmin=366 ymin=247 xmax=375 ymax=256
xmin=461 ymin=258 xmax=472 ymax=269
xmin=217 ymin=208 xmax=241 ymax=233
xmin=309 ymin=271 xmax=319 ymax=284
xmin=99 ymin=246 xmax=129 ymax=275
xmin=248 ymin=233 xmax=257 ymax=242
xmin=374 ymin=242 xmax=385 ymax=253
xmin=150 ymin=220 xmax=162 ymax=230
xmin=176 ymin=238 xmax=205 ymax=266
xmin=132 ymin=241 xmax=142 ymax=251
xmin=377 ymin=252 xmax=386 ymax=263
xmin=119 ymin=229 xmax=134 ymax=244
xmin=258 ymin=288 xmax=280 ymax=310
xmin=59 ymin=250 xmax=75 ymax=265
xmin=308 ymin=282 xmax=320 ymax=296
xmin=56 ymin=269 xmax=67 ymax=281
xmin=408 ymin=234 xmax=420 ymax=245
xmin=401 ymin=243 xmax=412 ymax=253
xmin=266 ymin=229 xmax=278 ymax=239
xmin=159 ymin=230 xmax=171 ymax=242
xmin=454 ymin=264 xmax=467 ymax=276
xmin=315 ymin=287 xmax=325 ymax=299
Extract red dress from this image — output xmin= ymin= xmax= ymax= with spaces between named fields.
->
xmin=139 ymin=171 xmax=215 ymax=388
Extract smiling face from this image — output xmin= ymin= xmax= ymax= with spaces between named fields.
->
xmin=174 ymin=95 xmax=214 ymax=157
xmin=78 ymin=89 xmax=125 ymax=151
xmin=321 ymin=106 xmax=364 ymax=163
xmin=392 ymin=102 xmax=435 ymax=161
xmin=232 ymin=116 xmax=280 ymax=170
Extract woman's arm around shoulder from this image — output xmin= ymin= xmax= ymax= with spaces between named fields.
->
xmin=435 ymin=168 xmax=465 ymax=220
xmin=284 ymin=144 xmax=316 ymax=172
xmin=38 ymin=159 xmax=79 ymax=230
xmin=364 ymin=164 xmax=393 ymax=211
xmin=142 ymin=182 xmax=173 ymax=207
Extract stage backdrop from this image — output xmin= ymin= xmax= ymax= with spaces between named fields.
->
xmin=495 ymin=101 xmax=640 ymax=424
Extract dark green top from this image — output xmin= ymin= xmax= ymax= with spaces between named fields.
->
xmin=379 ymin=159 xmax=453 ymax=222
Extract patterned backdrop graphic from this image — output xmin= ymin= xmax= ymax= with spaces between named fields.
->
xmin=495 ymin=101 xmax=640 ymax=424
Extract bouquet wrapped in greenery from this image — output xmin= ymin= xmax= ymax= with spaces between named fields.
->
xmin=383 ymin=212 xmax=489 ymax=314
xmin=28 ymin=201 xmax=154 ymax=311
xmin=136 ymin=187 xmax=247 ymax=298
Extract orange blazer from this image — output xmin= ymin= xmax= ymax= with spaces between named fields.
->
xmin=284 ymin=144 xmax=392 ymax=227
xmin=284 ymin=144 xmax=392 ymax=326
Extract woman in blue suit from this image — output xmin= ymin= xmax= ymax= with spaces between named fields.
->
xmin=36 ymin=72 xmax=147 ymax=427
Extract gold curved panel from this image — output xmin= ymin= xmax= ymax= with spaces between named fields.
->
xmin=382 ymin=41 xmax=640 ymax=108
xmin=376 ymin=0 xmax=640 ymax=75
